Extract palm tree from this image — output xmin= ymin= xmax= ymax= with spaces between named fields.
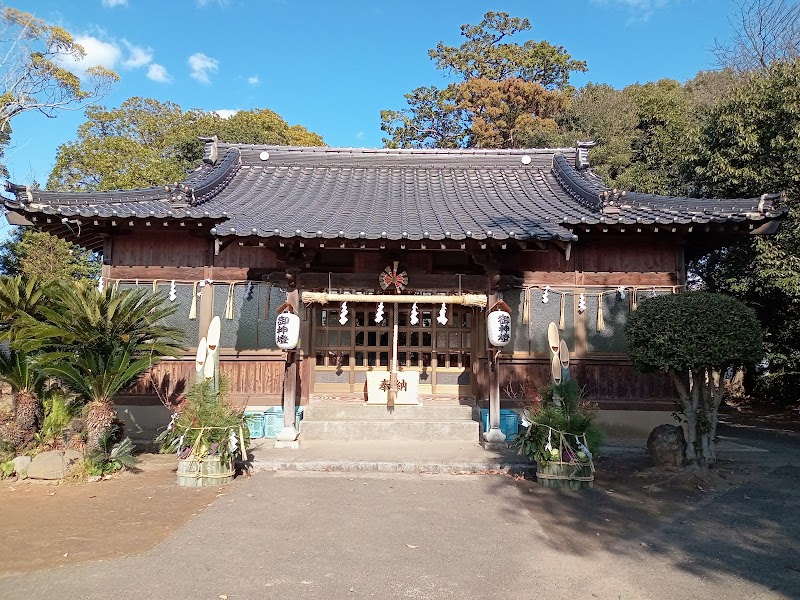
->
xmin=41 ymin=342 xmax=158 ymax=450
xmin=0 ymin=276 xmax=50 ymax=446
xmin=0 ymin=275 xmax=48 ymax=329
xmin=25 ymin=282 xmax=185 ymax=357
xmin=0 ymin=349 xmax=45 ymax=434
xmin=29 ymin=283 xmax=185 ymax=450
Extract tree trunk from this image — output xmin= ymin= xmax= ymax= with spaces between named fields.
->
xmin=86 ymin=399 xmax=117 ymax=452
xmin=14 ymin=389 xmax=42 ymax=434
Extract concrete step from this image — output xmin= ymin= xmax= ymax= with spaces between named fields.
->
xmin=303 ymin=404 xmax=476 ymax=422
xmin=299 ymin=419 xmax=481 ymax=442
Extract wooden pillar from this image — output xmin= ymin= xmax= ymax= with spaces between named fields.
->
xmin=483 ymin=289 xmax=505 ymax=447
xmin=283 ymin=289 xmax=299 ymax=428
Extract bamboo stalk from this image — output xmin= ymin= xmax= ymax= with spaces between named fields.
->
xmin=302 ymin=292 xmax=487 ymax=307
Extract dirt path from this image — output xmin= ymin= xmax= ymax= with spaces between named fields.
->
xmin=0 ymin=455 xmax=224 ymax=576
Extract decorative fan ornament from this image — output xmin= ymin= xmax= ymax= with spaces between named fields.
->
xmin=617 ymin=285 xmax=626 ymax=300
xmin=578 ymin=293 xmax=586 ymax=314
xmin=379 ymin=261 xmax=408 ymax=292
xmin=169 ymin=280 xmax=177 ymax=302
xmin=339 ymin=301 xmax=349 ymax=325
xmin=542 ymin=285 xmax=551 ymax=304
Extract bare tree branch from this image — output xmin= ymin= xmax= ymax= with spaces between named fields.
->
xmin=713 ymin=0 xmax=800 ymax=72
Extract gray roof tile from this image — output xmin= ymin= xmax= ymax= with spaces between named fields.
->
xmin=4 ymin=142 xmax=785 ymax=242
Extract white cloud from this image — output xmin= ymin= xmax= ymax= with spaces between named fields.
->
xmin=58 ymin=35 xmax=121 ymax=77
xmin=101 ymin=0 xmax=128 ymax=6
xmin=188 ymin=52 xmax=219 ymax=84
xmin=247 ymin=75 xmax=259 ymax=85
xmin=214 ymin=109 xmax=238 ymax=119
xmin=195 ymin=0 xmax=230 ymax=6
xmin=147 ymin=63 xmax=172 ymax=83
xmin=121 ymin=40 xmax=153 ymax=69
xmin=591 ymin=0 xmax=673 ymax=21
xmin=355 ymin=131 xmax=365 ymax=140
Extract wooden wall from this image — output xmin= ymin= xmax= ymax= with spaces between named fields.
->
xmin=499 ymin=359 xmax=675 ymax=411
xmin=117 ymin=356 xmax=286 ymax=408
xmin=108 ymin=232 xmax=682 ymax=409
xmin=108 ymin=231 xmax=278 ymax=281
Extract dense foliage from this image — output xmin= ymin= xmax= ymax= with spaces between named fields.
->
xmin=0 ymin=277 xmax=183 ymax=464
xmin=381 ymin=11 xmax=585 ymax=149
xmin=0 ymin=229 xmax=99 ymax=283
xmin=156 ymin=379 xmax=250 ymax=465
xmin=0 ymin=6 xmax=117 ymax=177
xmin=47 ymin=97 xmax=324 ymax=192
xmin=626 ymin=293 xmax=763 ymax=375
xmin=627 ymin=293 xmax=763 ymax=466
xmin=514 ymin=378 xmax=604 ymax=466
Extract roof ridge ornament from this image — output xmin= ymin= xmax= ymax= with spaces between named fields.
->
xmin=575 ymin=141 xmax=595 ymax=170
xmin=200 ymin=135 xmax=219 ymax=165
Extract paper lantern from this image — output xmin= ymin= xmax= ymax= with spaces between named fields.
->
xmin=275 ymin=311 xmax=300 ymax=350
xmin=487 ymin=310 xmax=512 ymax=347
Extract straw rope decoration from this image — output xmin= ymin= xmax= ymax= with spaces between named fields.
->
xmin=152 ymin=279 xmax=159 ymax=294
xmin=558 ymin=292 xmax=566 ymax=330
xmin=188 ymin=281 xmax=198 ymax=320
xmin=596 ymin=294 xmax=605 ymax=331
xmin=630 ymin=288 xmax=638 ymax=311
xmin=224 ymin=283 xmax=236 ymax=320
xmin=522 ymin=287 xmax=531 ymax=324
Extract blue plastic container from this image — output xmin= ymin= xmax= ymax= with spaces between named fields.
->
xmin=244 ymin=412 xmax=266 ymax=439
xmin=479 ymin=408 xmax=520 ymax=441
xmin=265 ymin=406 xmax=306 ymax=438
xmin=264 ymin=407 xmax=284 ymax=438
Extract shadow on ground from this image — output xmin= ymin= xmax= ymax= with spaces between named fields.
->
xmin=489 ymin=449 xmax=800 ymax=598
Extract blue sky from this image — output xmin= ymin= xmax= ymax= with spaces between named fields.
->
xmin=7 ymin=0 xmax=740 ymax=187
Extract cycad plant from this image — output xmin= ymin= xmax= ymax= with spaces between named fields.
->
xmin=0 ymin=276 xmax=50 ymax=449
xmin=0 ymin=349 xmax=46 ymax=438
xmin=27 ymin=283 xmax=185 ymax=451
xmin=23 ymin=282 xmax=184 ymax=357
xmin=42 ymin=341 xmax=158 ymax=450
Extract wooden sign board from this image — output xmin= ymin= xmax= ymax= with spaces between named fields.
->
xmin=366 ymin=371 xmax=420 ymax=405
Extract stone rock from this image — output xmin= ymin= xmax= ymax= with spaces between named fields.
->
xmin=27 ymin=449 xmax=83 ymax=480
xmin=647 ymin=424 xmax=686 ymax=468
xmin=11 ymin=455 xmax=31 ymax=478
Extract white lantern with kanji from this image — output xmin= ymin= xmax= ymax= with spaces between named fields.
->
xmin=275 ymin=312 xmax=300 ymax=350
xmin=487 ymin=310 xmax=512 ymax=347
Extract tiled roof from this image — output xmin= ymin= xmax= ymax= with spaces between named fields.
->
xmin=3 ymin=141 xmax=785 ymax=242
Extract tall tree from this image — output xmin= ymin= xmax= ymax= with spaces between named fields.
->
xmin=428 ymin=11 xmax=586 ymax=89
xmin=456 ymin=77 xmax=565 ymax=148
xmin=0 ymin=228 xmax=99 ymax=283
xmin=0 ymin=6 xmax=118 ymax=176
xmin=713 ymin=0 xmax=800 ymax=72
xmin=381 ymin=11 xmax=585 ymax=149
xmin=47 ymin=98 xmax=325 ymax=192
xmin=689 ymin=59 xmax=800 ymax=403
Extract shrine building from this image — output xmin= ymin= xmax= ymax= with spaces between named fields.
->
xmin=3 ymin=140 xmax=784 ymax=444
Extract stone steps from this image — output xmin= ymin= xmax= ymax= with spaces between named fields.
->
xmin=299 ymin=419 xmax=480 ymax=442
xmin=299 ymin=403 xmax=481 ymax=441
xmin=302 ymin=404 xmax=476 ymax=421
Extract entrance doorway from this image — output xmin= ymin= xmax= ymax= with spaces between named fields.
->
xmin=311 ymin=304 xmax=475 ymax=400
